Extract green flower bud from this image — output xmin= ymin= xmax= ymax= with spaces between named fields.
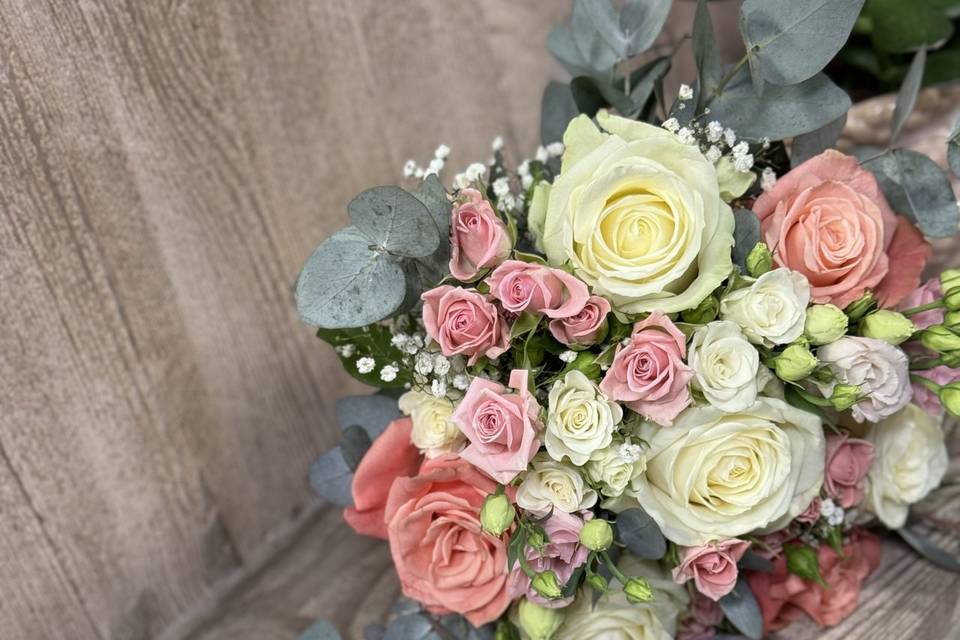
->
xmin=623 ymin=577 xmax=654 ymax=604
xmin=530 ymin=570 xmax=563 ymax=600
xmin=944 ymin=310 xmax=960 ymax=330
xmin=940 ymin=268 xmax=960 ymax=293
xmin=844 ymin=291 xmax=877 ymax=322
xmin=495 ymin=620 xmax=521 ymax=640
xmin=774 ymin=344 xmax=819 ymax=382
xmin=586 ymin=573 xmax=609 ymax=593
xmin=784 ymin=543 xmax=828 ymax=587
xmin=830 ymin=383 xmax=861 ymax=412
xmin=682 ymin=294 xmax=720 ymax=324
xmin=579 ymin=519 xmax=614 ymax=552
xmin=480 ymin=493 xmax=516 ymax=536
xmin=940 ymin=351 xmax=960 ymax=368
xmin=920 ymin=325 xmax=960 ymax=353
xmin=945 ymin=287 xmax=960 ymax=312
xmin=517 ymin=599 xmax=565 ymax=640
xmin=860 ymin=310 xmax=916 ymax=345
xmin=939 ymin=381 xmax=960 ymax=418
xmin=527 ymin=527 xmax=547 ymax=552
xmin=804 ymin=304 xmax=848 ymax=345
xmin=746 ymin=242 xmax=774 ymax=278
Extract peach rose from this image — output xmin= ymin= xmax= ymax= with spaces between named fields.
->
xmin=421 ymin=286 xmax=509 ymax=365
xmin=487 ymin=260 xmax=590 ymax=318
xmin=824 ymin=433 xmax=874 ymax=509
xmin=672 ymin=539 xmax=750 ymax=601
xmin=753 ymin=150 xmax=928 ymax=309
xmin=449 ymin=188 xmax=512 ymax=281
xmin=548 ymin=295 xmax=611 ymax=347
xmin=385 ymin=455 xmax=511 ymax=626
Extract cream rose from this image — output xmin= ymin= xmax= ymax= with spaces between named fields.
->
xmin=539 ymin=111 xmax=734 ymax=314
xmin=815 ymin=336 xmax=912 ymax=423
xmin=688 ymin=320 xmax=760 ymax=412
xmin=516 ymin=454 xmax=598 ymax=515
xmin=586 ymin=442 xmax=646 ymax=499
xmin=864 ymin=404 xmax=948 ymax=528
xmin=625 ymin=398 xmax=825 ymax=546
xmin=545 ymin=371 xmax=623 ymax=465
xmin=398 ymin=390 xmax=464 ymax=458
xmin=720 ymin=268 xmax=810 ymax=347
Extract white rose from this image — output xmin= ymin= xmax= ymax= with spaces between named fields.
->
xmin=516 ymin=454 xmax=598 ymax=515
xmin=688 ymin=320 xmax=760 ymax=412
xmin=545 ymin=371 xmax=623 ymax=465
xmin=720 ymin=268 xmax=810 ymax=347
xmin=815 ymin=336 xmax=911 ymax=423
xmin=586 ymin=442 xmax=646 ymax=498
xmin=864 ymin=404 xmax=948 ymax=528
xmin=398 ymin=390 xmax=464 ymax=458
xmin=625 ymin=398 xmax=824 ymax=545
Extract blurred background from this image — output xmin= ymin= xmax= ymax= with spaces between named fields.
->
xmin=0 ymin=1 xmax=957 ymax=639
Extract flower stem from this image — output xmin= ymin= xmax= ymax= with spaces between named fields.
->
xmin=901 ymin=300 xmax=945 ymax=317
xmin=910 ymin=373 xmax=942 ymax=393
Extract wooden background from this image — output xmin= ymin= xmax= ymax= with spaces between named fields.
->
xmin=0 ymin=1 xmax=956 ymax=639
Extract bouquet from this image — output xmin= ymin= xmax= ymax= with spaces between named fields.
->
xmin=295 ymin=1 xmax=960 ymax=638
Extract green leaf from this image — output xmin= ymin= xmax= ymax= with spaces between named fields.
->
xmin=510 ymin=312 xmax=541 ymax=340
xmin=863 ymin=149 xmax=959 ymax=237
xmin=414 ymin=174 xmax=452 ymax=270
xmin=547 ymin=25 xmax=597 ymax=77
xmin=295 ymin=227 xmax=407 ymax=329
xmin=615 ymin=508 xmax=666 ymax=560
xmin=740 ymin=0 xmax=865 ymax=85
xmin=718 ymin=575 xmax=763 ymax=640
xmin=570 ymin=0 xmax=622 ymax=72
xmin=316 ymin=324 xmax=410 ymax=389
xmin=891 ymin=48 xmax=927 ymax=144
xmin=627 ymin=56 xmax=671 ymax=117
xmin=868 ymin=0 xmax=954 ymax=53
xmin=570 ymin=76 xmax=633 ymax=117
xmin=785 ymin=542 xmax=828 ymax=587
xmin=348 ymin=186 xmax=439 ymax=259
xmin=732 ymin=209 xmax=762 ymax=272
xmin=335 ymin=394 xmax=403 ymax=440
xmin=619 ymin=0 xmax=672 ymax=56
xmin=308 ymin=447 xmax=354 ymax=506
xmin=541 ymin=81 xmax=579 ymax=145
xmin=924 ymin=49 xmax=960 ymax=86
xmin=692 ymin=0 xmax=723 ymax=108
xmin=948 ymin=116 xmax=960 ymax=178
xmin=791 ymin=113 xmax=847 ymax=167
xmin=898 ymin=525 xmax=960 ymax=572
xmin=299 ymin=620 xmax=342 ymax=640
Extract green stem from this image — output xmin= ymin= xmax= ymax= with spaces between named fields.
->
xmin=910 ymin=374 xmax=942 ymax=394
xmin=708 ymin=51 xmax=751 ymax=102
xmin=901 ymin=300 xmax=945 ymax=317
xmin=792 ymin=387 xmax=835 ymax=408
xmin=911 ymin=358 xmax=948 ymax=371
xmin=600 ymin=551 xmax=629 ymax=585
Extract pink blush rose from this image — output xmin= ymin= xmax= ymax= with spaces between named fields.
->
xmin=384 ymin=455 xmax=511 ymax=627
xmin=898 ymin=277 xmax=944 ymax=330
xmin=452 ymin=369 xmax=541 ymax=483
xmin=548 ymin=295 xmax=611 ymax=346
xmin=449 ymin=188 xmax=512 ymax=281
xmin=508 ymin=510 xmax=591 ymax=607
xmin=421 ymin=285 xmax=509 ymax=365
xmin=672 ymin=539 xmax=751 ymax=601
xmin=824 ymin=433 xmax=874 ymax=509
xmin=599 ymin=311 xmax=693 ymax=425
xmin=487 ymin=260 xmax=590 ymax=318
xmin=795 ymin=497 xmax=822 ymax=525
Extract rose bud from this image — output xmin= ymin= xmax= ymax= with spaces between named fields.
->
xmin=480 ymin=492 xmax=515 ymax=536
xmin=623 ymin=577 xmax=654 ymax=603
xmin=860 ymin=310 xmax=916 ymax=345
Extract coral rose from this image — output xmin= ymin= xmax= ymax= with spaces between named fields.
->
xmin=449 ymin=188 xmax=512 ymax=281
xmin=487 ymin=260 xmax=590 ymax=318
xmin=421 ymin=285 xmax=509 ymax=365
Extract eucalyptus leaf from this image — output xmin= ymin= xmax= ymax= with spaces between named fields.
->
xmin=364 ymin=624 xmax=386 ymax=640
xmin=718 ymin=575 xmax=763 ymax=640
xmin=570 ymin=0 xmax=621 ymax=72
xmin=863 ymin=149 xmax=959 ymax=237
xmin=628 ymin=56 xmax=671 ymax=117
xmin=898 ymin=526 xmax=960 ymax=573
xmin=738 ymin=549 xmax=774 ymax=572
xmin=414 ymin=175 xmax=452 ymax=268
xmin=791 ymin=113 xmax=847 ymax=167
xmin=541 ymin=81 xmax=579 ymax=145
xmin=570 ymin=76 xmax=633 ymax=117
xmin=740 ymin=0 xmax=865 ymax=86
xmin=615 ymin=508 xmax=667 ymax=559
xmin=948 ymin=117 xmax=960 ymax=178
xmin=299 ymin=619 xmax=342 ymax=640
xmin=732 ymin=209 xmax=762 ymax=272
xmin=547 ymin=25 xmax=596 ymax=77
xmin=348 ymin=186 xmax=439 ymax=259
xmin=891 ymin=48 xmax=927 ymax=144
xmin=340 ymin=425 xmax=372 ymax=472
xmin=869 ymin=0 xmax=954 ymax=53
xmin=336 ymin=394 xmax=403 ymax=440
xmin=308 ymin=447 xmax=353 ymax=506
xmin=383 ymin=613 xmax=436 ymax=640
xmin=619 ymin=0 xmax=672 ymax=56
xmin=692 ymin=0 xmax=723 ymax=108
xmin=295 ymin=227 xmax=407 ymax=329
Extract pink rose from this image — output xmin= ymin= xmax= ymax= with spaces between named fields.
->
xmin=449 ymin=188 xmax=512 ymax=281
xmin=486 ymin=260 xmax=590 ymax=318
xmin=677 ymin=593 xmax=724 ymax=640
xmin=898 ymin=277 xmax=944 ymax=330
xmin=548 ymin=295 xmax=611 ymax=346
xmin=421 ymin=286 xmax=509 ymax=365
xmin=795 ymin=497 xmax=822 ymax=525
xmin=599 ymin=311 xmax=693 ymax=425
xmin=754 ymin=150 xmax=929 ymax=309
xmin=912 ymin=364 xmax=960 ymax=414
xmin=452 ymin=369 xmax=541 ymax=483
xmin=672 ymin=539 xmax=751 ymax=601
xmin=508 ymin=510 xmax=591 ymax=607
xmin=385 ymin=455 xmax=511 ymax=626
xmin=343 ymin=418 xmax=422 ymax=539
xmin=824 ymin=433 xmax=874 ymax=508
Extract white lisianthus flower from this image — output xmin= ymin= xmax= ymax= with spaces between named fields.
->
xmin=623 ymin=398 xmax=824 ymax=546
xmin=540 ymin=111 xmax=734 ymax=314
xmin=545 ymin=371 xmax=623 ymax=465
xmin=586 ymin=442 xmax=646 ymax=498
xmin=720 ymin=268 xmax=810 ymax=347
xmin=398 ymin=390 xmax=464 ymax=458
xmin=688 ymin=320 xmax=759 ymax=412
xmin=516 ymin=454 xmax=598 ymax=515
xmin=864 ymin=404 xmax=948 ymax=528
xmin=815 ymin=336 xmax=911 ymax=423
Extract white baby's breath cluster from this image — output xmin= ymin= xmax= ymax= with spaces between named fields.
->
xmin=403 ymin=143 xmax=452 ymax=179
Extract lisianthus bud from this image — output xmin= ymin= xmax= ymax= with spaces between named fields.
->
xmin=844 ymin=291 xmax=877 ymax=322
xmin=804 ymin=304 xmax=848 ymax=345
xmin=920 ymin=325 xmax=960 ymax=353
xmin=939 ymin=381 xmax=960 ymax=418
xmin=830 ymin=383 xmax=860 ymax=412
xmin=527 ymin=527 xmax=547 ymax=552
xmin=623 ymin=577 xmax=654 ymax=603
xmin=860 ymin=310 xmax=916 ymax=345
xmin=945 ymin=288 xmax=960 ymax=312
xmin=480 ymin=492 xmax=515 ymax=536
xmin=944 ymin=310 xmax=960 ymax=330
xmin=517 ymin=599 xmax=564 ymax=640
xmin=579 ymin=519 xmax=614 ymax=552
xmin=940 ymin=269 xmax=960 ymax=292
xmin=494 ymin=621 xmax=521 ymax=640
xmin=531 ymin=570 xmax=563 ymax=599
xmin=682 ymin=294 xmax=720 ymax=324
xmin=775 ymin=344 xmax=819 ymax=382
xmin=586 ymin=573 xmax=609 ymax=593
xmin=940 ymin=351 xmax=960 ymax=368
xmin=746 ymin=242 xmax=774 ymax=277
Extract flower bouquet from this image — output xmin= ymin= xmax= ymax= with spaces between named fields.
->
xmin=294 ymin=1 xmax=960 ymax=638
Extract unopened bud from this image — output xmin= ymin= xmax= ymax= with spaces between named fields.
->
xmin=775 ymin=344 xmax=819 ymax=382
xmin=527 ymin=527 xmax=547 ymax=552
xmin=682 ymin=294 xmax=720 ymax=325
xmin=940 ymin=269 xmax=960 ymax=292
xmin=516 ymin=599 xmax=564 ymax=640
xmin=480 ymin=492 xmax=516 ymax=536
xmin=746 ymin=242 xmax=774 ymax=278
xmin=945 ymin=287 xmax=960 ymax=312
xmin=784 ymin=543 xmax=828 ymax=587
xmin=830 ymin=383 xmax=861 ymax=412
xmin=944 ymin=310 xmax=960 ymax=330
xmin=860 ymin=310 xmax=916 ymax=345
xmin=531 ymin=570 xmax=563 ymax=600
xmin=939 ymin=381 xmax=960 ymax=418
xmin=804 ymin=304 xmax=848 ymax=345
xmin=623 ymin=577 xmax=654 ymax=603
xmin=586 ymin=573 xmax=609 ymax=593
xmin=921 ymin=325 xmax=960 ymax=353
xmin=579 ymin=519 xmax=614 ymax=552
xmin=844 ymin=291 xmax=877 ymax=322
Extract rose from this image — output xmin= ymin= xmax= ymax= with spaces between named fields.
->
xmin=548 ymin=295 xmax=611 ymax=347
xmin=343 ymin=418 xmax=422 ymax=539
xmin=586 ymin=443 xmax=645 ymax=499
xmin=720 ymin=268 xmax=810 ymax=347
xmin=898 ymin=277 xmax=944 ymax=330
xmin=824 ymin=433 xmax=874 ymax=509
xmin=795 ymin=497 xmax=822 ymax=525
xmin=452 ymin=369 xmax=541 ymax=483
xmin=864 ymin=404 xmax=948 ymax=528
xmin=421 ymin=286 xmax=509 ymax=365
xmin=449 ymin=188 xmax=512 ymax=281
xmin=545 ymin=370 xmax=623 ymax=465
xmin=599 ymin=311 xmax=693 ymax=425
xmin=747 ymin=529 xmax=881 ymax=632
xmin=539 ymin=111 xmax=734 ymax=315
xmin=509 ymin=511 xmax=592 ymax=607
xmin=815 ymin=336 xmax=911 ymax=423
xmin=486 ymin=260 xmax=589 ymax=318
xmin=516 ymin=454 xmax=598 ymax=515
xmin=753 ymin=150 xmax=929 ymax=309
xmin=672 ymin=539 xmax=751 ymax=601
xmin=688 ymin=320 xmax=759 ymax=412
xmin=398 ymin=390 xmax=464 ymax=458
xmin=385 ymin=455 xmax=511 ymax=626
xmin=625 ymin=398 xmax=825 ymax=546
